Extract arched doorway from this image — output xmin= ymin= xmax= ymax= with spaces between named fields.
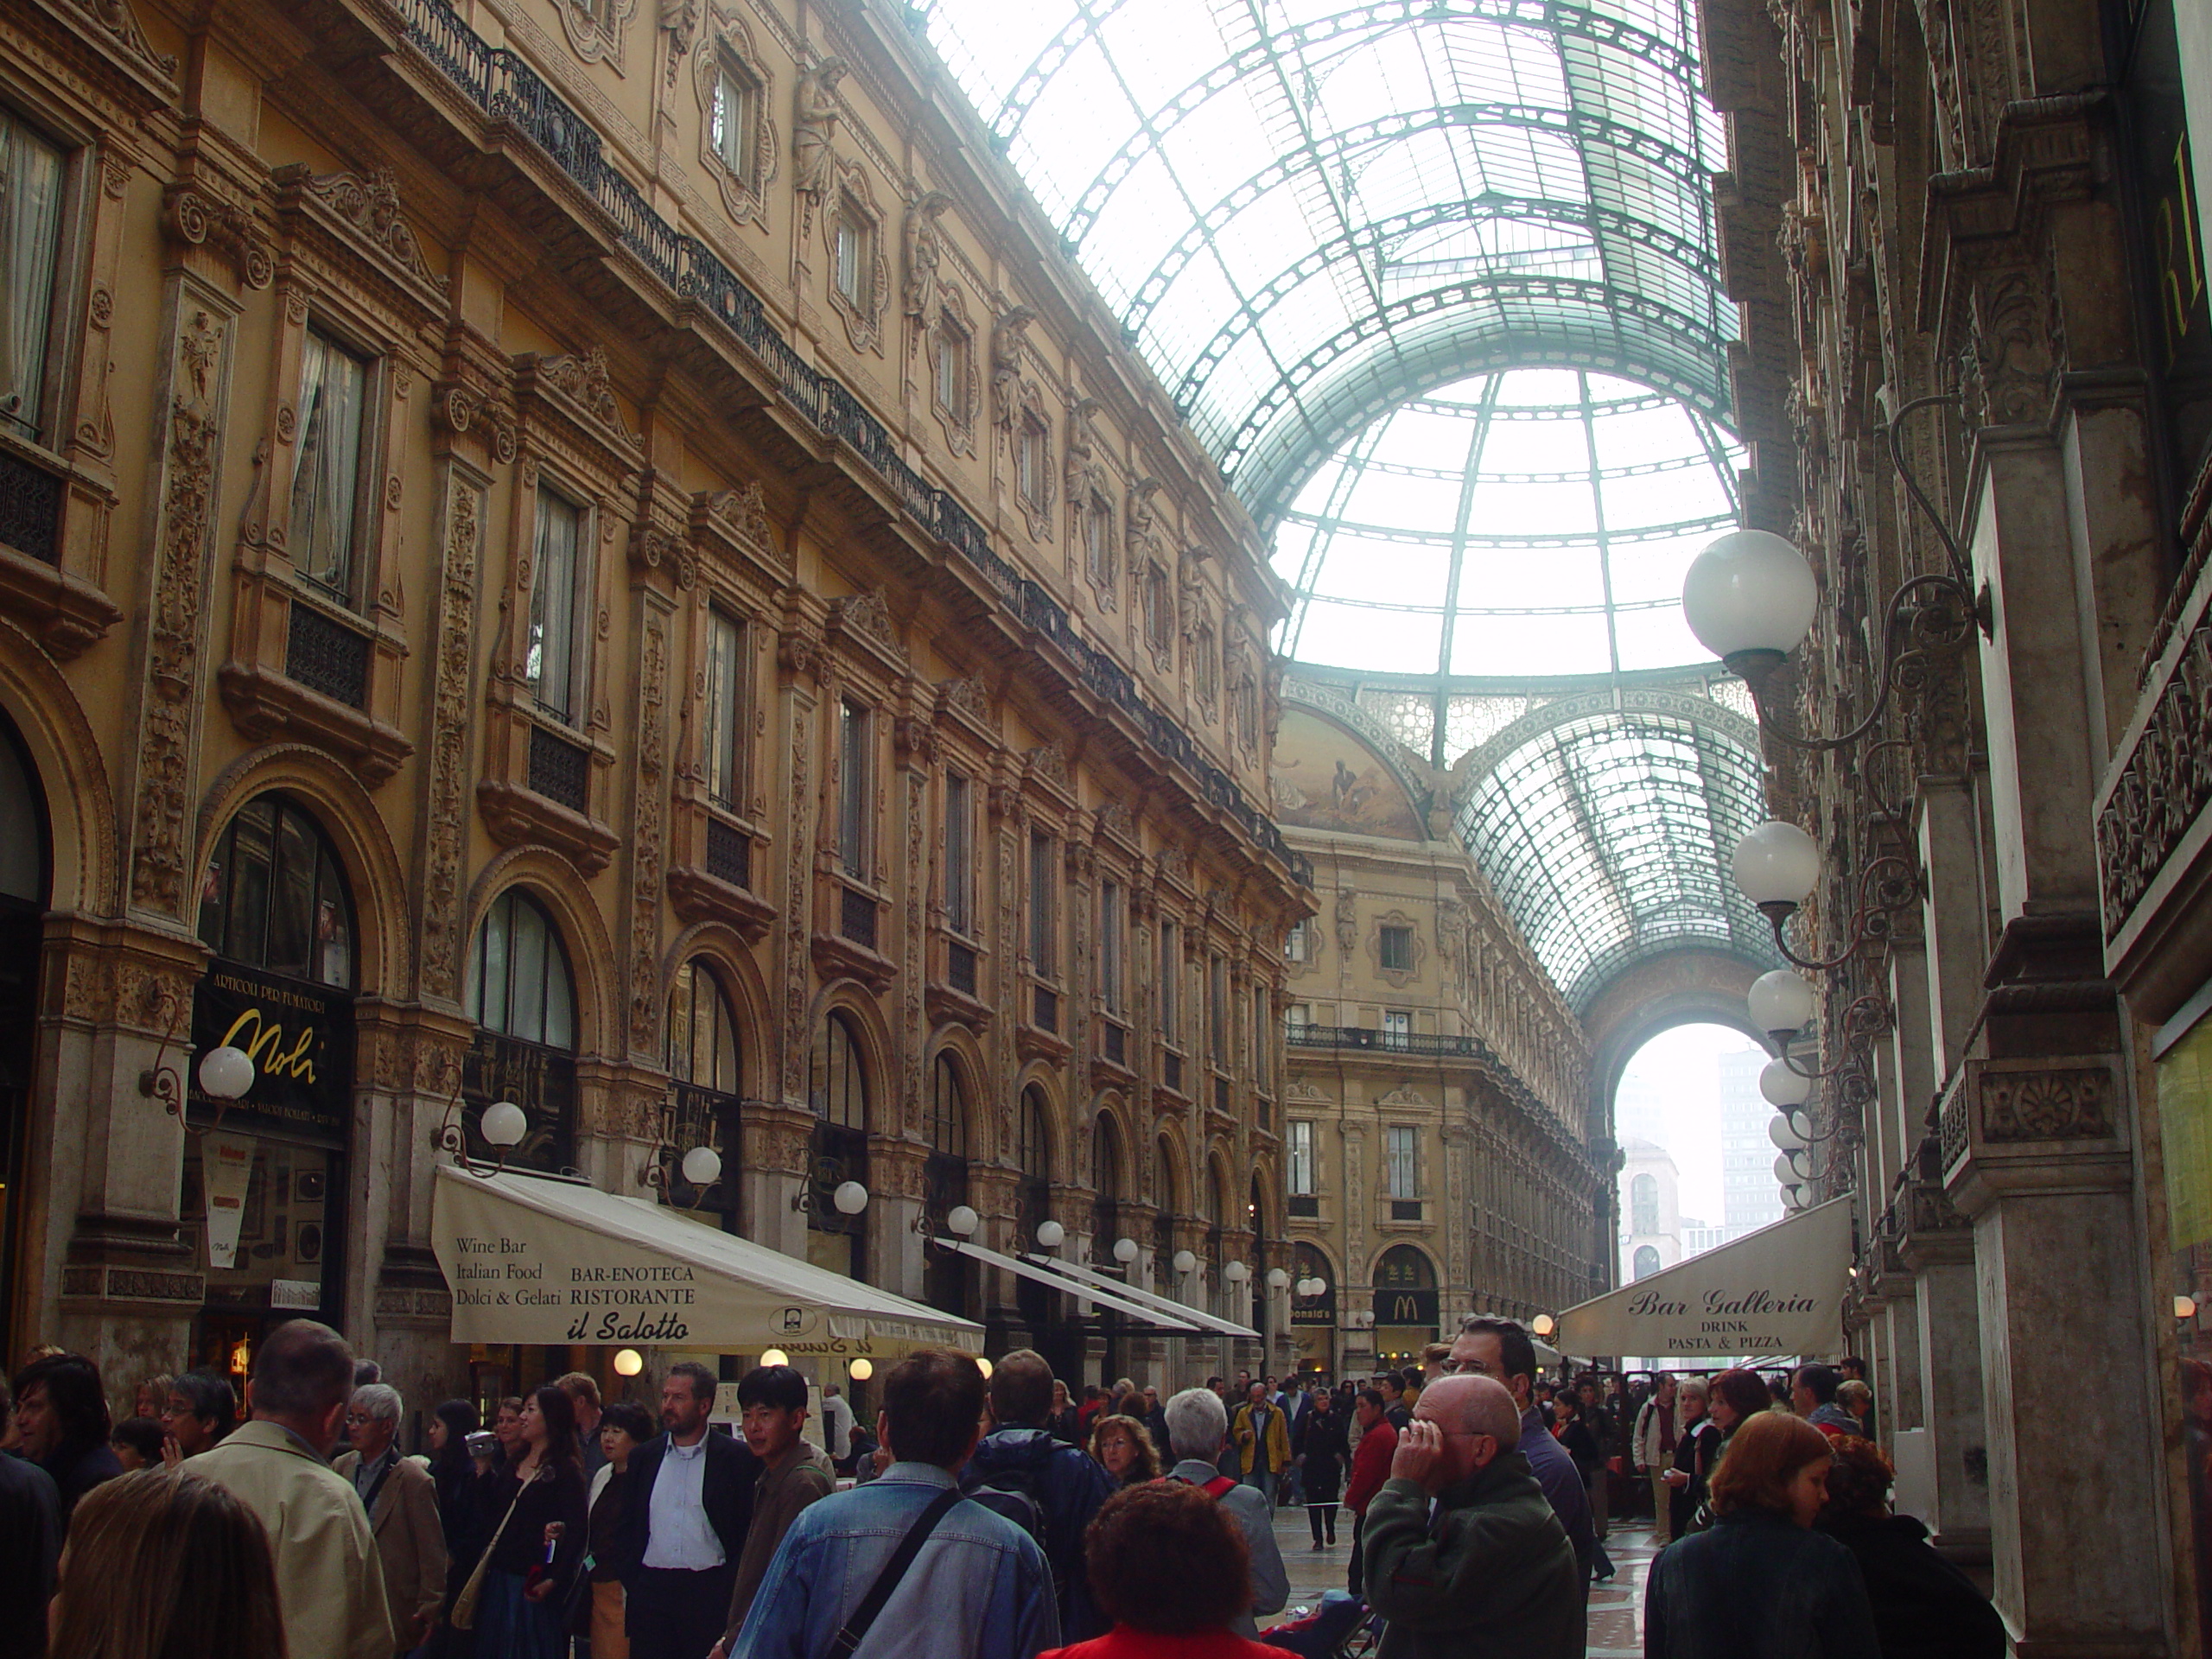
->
xmin=0 ymin=712 xmax=48 ymax=1352
xmin=187 ymin=792 xmax=359 ymax=1385
xmin=464 ymin=887 xmax=579 ymax=1175
xmin=807 ymin=1011 xmax=869 ymax=1279
xmin=664 ymin=959 xmax=743 ymax=1230
xmin=923 ymin=1052 xmax=971 ymax=1316
xmin=1372 ymin=1244 xmax=1439 ymax=1367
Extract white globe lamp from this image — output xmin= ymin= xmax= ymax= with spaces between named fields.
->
xmin=480 ymin=1101 xmax=528 ymax=1150
xmin=1035 ymin=1219 xmax=1065 ymax=1249
xmin=1733 ymin=822 xmax=1822 ymax=918
xmin=1171 ymin=1249 xmax=1196 ymax=1275
xmin=849 ymin=1357 xmax=874 ymax=1381
xmin=1113 ymin=1236 xmax=1140 ymax=1264
xmin=1266 ymin=1267 xmax=1290 ymax=1290
xmin=946 ymin=1205 xmax=980 ymax=1237
xmin=681 ymin=1146 xmax=723 ymax=1186
xmin=1681 ymin=529 xmax=1820 ymax=671
xmin=760 ymin=1348 xmax=789 ymax=1368
xmin=1768 ymin=1114 xmax=1807 ymax=1153
xmin=1747 ymin=969 xmax=1816 ymax=1038
xmin=198 ymin=1045 xmax=256 ymax=1101
xmin=1759 ymin=1056 xmax=1813 ymax=1108
xmin=832 ymin=1179 xmax=869 ymax=1216
xmin=1224 ymin=1260 xmax=1249 ymax=1284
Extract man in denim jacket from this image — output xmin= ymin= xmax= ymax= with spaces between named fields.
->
xmin=731 ymin=1348 xmax=1060 ymax=1659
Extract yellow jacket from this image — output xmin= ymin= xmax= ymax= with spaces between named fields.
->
xmin=1232 ymin=1401 xmax=1293 ymax=1477
xmin=186 ymin=1421 xmax=396 ymax=1659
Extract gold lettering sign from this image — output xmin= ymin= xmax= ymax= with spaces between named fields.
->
xmin=219 ymin=1007 xmax=318 ymax=1085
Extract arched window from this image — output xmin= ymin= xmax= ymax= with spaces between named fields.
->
xmin=810 ymin=1011 xmax=867 ymax=1129
xmin=1633 ymin=1244 xmax=1662 ymax=1281
xmin=1373 ymin=1244 xmax=1439 ymax=1353
xmin=666 ymin=960 xmax=740 ymax=1094
xmin=1630 ymin=1173 xmax=1659 ymax=1236
xmin=924 ymin=1054 xmax=970 ymax=1315
xmin=468 ymin=889 xmax=575 ymax=1049
xmin=1019 ymin=1086 xmax=1051 ymax=1181
xmin=806 ymin=1012 xmax=868 ymax=1278
xmin=197 ymin=793 xmax=355 ymax=989
xmin=665 ymin=961 xmax=742 ymax=1224
xmin=463 ymin=890 xmax=579 ymax=1174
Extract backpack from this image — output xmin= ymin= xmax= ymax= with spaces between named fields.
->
xmin=961 ymin=1460 xmax=1055 ymax=1580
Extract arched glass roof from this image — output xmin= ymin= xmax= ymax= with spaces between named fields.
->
xmin=1452 ymin=695 xmax=1782 ymax=1009
xmin=918 ymin=0 xmax=1732 ymax=518
xmin=1273 ymin=368 xmax=1742 ymax=680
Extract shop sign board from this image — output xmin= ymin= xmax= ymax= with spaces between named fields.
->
xmin=190 ymin=963 xmax=353 ymax=1147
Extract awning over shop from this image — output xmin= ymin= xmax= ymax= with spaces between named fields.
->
xmin=431 ymin=1165 xmax=982 ymax=1357
xmin=1026 ymin=1254 xmax=1262 ymax=1341
xmin=1556 ymin=1197 xmax=1853 ymax=1363
xmin=936 ymin=1238 xmax=1206 ymax=1333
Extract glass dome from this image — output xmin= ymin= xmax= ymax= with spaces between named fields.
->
xmin=1272 ymin=369 xmax=1744 ymax=681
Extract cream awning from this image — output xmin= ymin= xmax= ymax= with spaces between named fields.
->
xmin=1556 ymin=1197 xmax=1853 ymax=1363
xmin=431 ymin=1164 xmax=982 ymax=1357
xmin=937 ymin=1238 xmax=1207 ymax=1332
xmin=1025 ymin=1253 xmax=1262 ymax=1341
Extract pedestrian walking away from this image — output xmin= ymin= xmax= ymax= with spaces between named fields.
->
xmin=1162 ymin=1385 xmax=1290 ymax=1638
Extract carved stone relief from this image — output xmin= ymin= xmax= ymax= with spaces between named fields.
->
xmin=791 ymin=57 xmax=847 ymax=239
xmin=557 ymin=0 xmax=637 ymax=74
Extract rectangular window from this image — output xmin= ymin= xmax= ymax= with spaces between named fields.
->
xmin=1288 ymin=1122 xmax=1316 ymax=1196
xmin=1285 ymin=920 xmax=1307 ymax=963
xmin=289 ymin=327 xmax=371 ymax=604
xmin=935 ymin=315 xmax=968 ymax=418
xmin=1158 ymin=920 xmax=1179 ymax=1045
xmin=1252 ymin=985 xmax=1269 ymax=1088
xmin=834 ymin=207 xmax=867 ymax=306
xmin=1084 ymin=497 xmax=1113 ymax=584
xmin=526 ymin=486 xmax=583 ymax=724
xmin=1387 ymin=1125 xmax=1418 ymax=1199
xmin=702 ymin=609 xmax=744 ymax=810
xmin=1382 ymin=1009 xmax=1411 ymax=1050
xmin=1018 ymin=417 xmax=1046 ymax=505
xmin=1379 ymin=924 xmax=1414 ymax=972
xmin=1100 ymin=880 xmax=1124 ymax=1017
xmin=711 ymin=64 xmax=754 ymax=179
xmin=1285 ymin=1003 xmax=1310 ymax=1032
xmin=0 ymin=113 xmax=66 ymax=444
xmin=1208 ymin=954 xmax=1227 ymax=1066
xmin=944 ymin=772 xmax=972 ymax=936
xmin=1029 ymin=831 xmax=1057 ymax=980
xmin=838 ymin=699 xmax=870 ymax=880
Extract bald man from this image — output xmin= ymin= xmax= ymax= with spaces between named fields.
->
xmin=1358 ymin=1375 xmax=1584 ymax=1659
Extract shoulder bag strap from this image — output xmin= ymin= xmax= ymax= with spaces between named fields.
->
xmin=827 ymin=1486 xmax=964 ymax=1659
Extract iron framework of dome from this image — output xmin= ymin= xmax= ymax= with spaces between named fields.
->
xmin=918 ymin=0 xmax=1733 ymax=521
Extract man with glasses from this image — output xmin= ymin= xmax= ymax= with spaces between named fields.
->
xmin=1357 ymin=1374 xmax=1583 ymax=1659
xmin=333 ymin=1383 xmax=447 ymax=1657
xmin=1446 ymin=1317 xmax=1597 ymax=1586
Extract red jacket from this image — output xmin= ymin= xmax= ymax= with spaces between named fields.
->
xmin=1044 ymin=1628 xmax=1298 ymax=1659
xmin=1343 ymin=1419 xmax=1398 ymax=1516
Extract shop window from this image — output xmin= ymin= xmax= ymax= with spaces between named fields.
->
xmin=289 ymin=328 xmax=372 ymax=607
xmin=0 ymin=111 xmax=67 ymax=447
xmin=196 ymin=794 xmax=355 ymax=990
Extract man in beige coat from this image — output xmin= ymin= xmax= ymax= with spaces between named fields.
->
xmin=334 ymin=1382 xmax=448 ymax=1655
xmin=185 ymin=1319 xmax=394 ymax=1659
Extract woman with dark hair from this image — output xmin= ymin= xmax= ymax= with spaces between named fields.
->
xmin=581 ymin=1399 xmax=655 ymax=1659
xmin=1291 ymin=1387 xmax=1346 ymax=1548
xmin=10 ymin=1352 xmax=121 ymax=1522
xmin=471 ymin=1385 xmax=588 ymax=1659
xmin=422 ymin=1399 xmax=490 ymax=1656
xmin=48 ymin=1468 xmax=287 ymax=1659
xmin=1644 ymin=1411 xmax=1878 ymax=1658
xmin=1681 ymin=1366 xmax=1780 ymax=1537
xmin=1039 ymin=1480 xmax=1298 ymax=1659
xmin=1818 ymin=1436 xmax=2003 ymax=1659
xmin=108 ymin=1416 xmax=164 ymax=1471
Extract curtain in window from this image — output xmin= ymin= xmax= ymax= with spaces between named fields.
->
xmin=528 ymin=491 xmax=581 ymax=721
xmin=0 ymin=115 xmax=64 ymax=441
xmin=289 ymin=331 xmax=367 ymax=599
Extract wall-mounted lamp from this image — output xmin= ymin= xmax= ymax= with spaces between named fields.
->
xmin=639 ymin=1096 xmax=724 ymax=1210
xmin=849 ymin=1357 xmax=874 ymax=1381
xmin=1531 ymin=1313 xmax=1557 ymax=1340
xmin=1732 ymin=822 xmax=1921 ymax=974
xmin=1223 ymin=1260 xmax=1250 ymax=1284
xmin=1113 ymin=1236 xmax=1140 ymax=1264
xmin=433 ymin=1090 xmax=528 ymax=1177
xmin=1682 ymin=395 xmax=1987 ymax=753
xmin=1035 ymin=1220 xmax=1065 ymax=1249
xmin=1266 ymin=1267 xmax=1290 ymax=1290
xmin=761 ymin=1348 xmax=789 ymax=1367
xmin=793 ymin=1179 xmax=869 ymax=1216
xmin=613 ymin=1348 xmax=645 ymax=1377
xmin=1295 ymin=1276 xmax=1327 ymax=1298
xmin=137 ymin=986 xmax=257 ymax=1135
xmin=1171 ymin=1249 xmax=1197 ymax=1275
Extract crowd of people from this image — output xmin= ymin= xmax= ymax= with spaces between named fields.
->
xmin=0 ymin=1322 xmax=1996 ymax=1659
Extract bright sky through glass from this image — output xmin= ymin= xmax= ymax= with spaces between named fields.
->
xmin=918 ymin=0 xmax=1733 ymax=513
xmin=1271 ymin=368 xmax=1743 ymax=678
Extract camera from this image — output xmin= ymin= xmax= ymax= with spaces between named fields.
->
xmin=466 ymin=1429 xmax=498 ymax=1459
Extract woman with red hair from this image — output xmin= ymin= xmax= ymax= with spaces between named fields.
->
xmin=1643 ymin=1411 xmax=1879 ymax=1657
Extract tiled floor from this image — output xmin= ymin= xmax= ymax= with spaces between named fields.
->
xmin=1262 ymin=1498 xmax=1663 ymax=1656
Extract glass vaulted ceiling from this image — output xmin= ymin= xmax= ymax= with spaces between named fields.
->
xmin=920 ymin=0 xmax=1770 ymax=1009
xmin=917 ymin=0 xmax=1733 ymax=518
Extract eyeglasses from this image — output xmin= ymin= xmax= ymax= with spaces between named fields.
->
xmin=1438 ymin=1358 xmax=1497 ymax=1376
xmin=345 ymin=1413 xmax=375 ymax=1426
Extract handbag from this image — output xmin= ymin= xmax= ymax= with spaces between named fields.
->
xmin=827 ymin=1486 xmax=963 ymax=1658
xmin=451 ymin=1466 xmax=543 ymax=1631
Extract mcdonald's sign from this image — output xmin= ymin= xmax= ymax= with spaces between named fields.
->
xmin=1371 ymin=1287 xmax=1439 ymax=1327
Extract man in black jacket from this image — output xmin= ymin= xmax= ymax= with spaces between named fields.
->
xmin=961 ymin=1349 xmax=1115 ymax=1642
xmin=621 ymin=1361 xmax=759 ymax=1657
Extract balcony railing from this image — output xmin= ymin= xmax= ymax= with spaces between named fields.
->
xmin=1288 ymin=1025 xmax=1567 ymax=1140
xmin=704 ymin=817 xmax=751 ymax=889
xmin=840 ymin=885 xmax=878 ymax=951
xmin=528 ymin=724 xmax=590 ymax=813
xmin=382 ymin=0 xmax=1312 ymax=893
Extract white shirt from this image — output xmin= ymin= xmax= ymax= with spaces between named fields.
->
xmin=820 ymin=1392 xmax=854 ymax=1454
xmin=642 ymin=1433 xmax=726 ymax=1570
